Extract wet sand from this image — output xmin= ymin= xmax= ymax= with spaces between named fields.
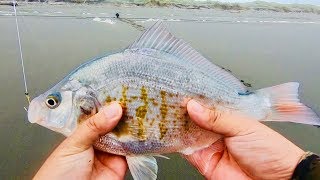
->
xmin=0 ymin=3 xmax=319 ymax=179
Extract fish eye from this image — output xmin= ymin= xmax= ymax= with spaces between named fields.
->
xmin=45 ymin=92 xmax=62 ymax=109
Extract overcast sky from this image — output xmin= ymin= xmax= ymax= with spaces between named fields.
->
xmin=200 ymin=0 xmax=320 ymax=5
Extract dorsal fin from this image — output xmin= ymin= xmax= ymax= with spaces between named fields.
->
xmin=128 ymin=21 xmax=247 ymax=92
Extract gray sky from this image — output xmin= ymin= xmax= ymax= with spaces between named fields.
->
xmin=201 ymin=0 xmax=320 ymax=5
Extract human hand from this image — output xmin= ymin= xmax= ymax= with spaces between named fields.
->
xmin=34 ymin=103 xmax=127 ymax=180
xmin=185 ymin=100 xmax=305 ymax=180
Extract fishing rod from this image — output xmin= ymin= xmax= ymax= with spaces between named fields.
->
xmin=12 ymin=0 xmax=31 ymax=111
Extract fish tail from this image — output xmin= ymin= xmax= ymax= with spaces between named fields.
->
xmin=257 ymin=82 xmax=320 ymax=126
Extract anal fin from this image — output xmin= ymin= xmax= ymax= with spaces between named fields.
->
xmin=126 ymin=155 xmax=158 ymax=180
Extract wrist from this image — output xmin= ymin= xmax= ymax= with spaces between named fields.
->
xmin=291 ymin=151 xmax=320 ymax=180
xmin=273 ymin=146 xmax=305 ymax=180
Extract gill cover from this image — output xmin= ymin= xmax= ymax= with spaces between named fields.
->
xmin=73 ymin=86 xmax=100 ymax=124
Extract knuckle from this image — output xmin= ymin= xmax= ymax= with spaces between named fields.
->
xmin=208 ymin=109 xmax=221 ymax=129
xmin=86 ymin=117 xmax=101 ymax=134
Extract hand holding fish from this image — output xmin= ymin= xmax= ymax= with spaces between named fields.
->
xmin=185 ymin=100 xmax=305 ymax=180
xmin=33 ymin=103 xmax=127 ymax=180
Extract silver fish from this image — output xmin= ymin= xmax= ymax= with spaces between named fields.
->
xmin=28 ymin=22 xmax=320 ymax=180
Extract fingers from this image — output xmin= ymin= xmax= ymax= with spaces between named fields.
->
xmin=184 ymin=148 xmax=223 ymax=177
xmin=68 ymin=102 xmax=123 ymax=150
xmin=183 ymin=139 xmax=225 ymax=176
xmin=187 ymin=100 xmax=260 ymax=136
xmin=95 ymin=150 xmax=128 ymax=175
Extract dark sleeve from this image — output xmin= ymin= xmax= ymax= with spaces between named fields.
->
xmin=292 ymin=152 xmax=320 ymax=180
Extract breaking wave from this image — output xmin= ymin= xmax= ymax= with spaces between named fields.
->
xmin=93 ymin=17 xmax=116 ymax=24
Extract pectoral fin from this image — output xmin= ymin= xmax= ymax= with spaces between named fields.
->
xmin=126 ymin=155 xmax=158 ymax=180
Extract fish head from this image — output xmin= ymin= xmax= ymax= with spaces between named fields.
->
xmin=27 ymin=78 xmax=100 ymax=136
xmin=28 ymin=89 xmax=75 ymax=136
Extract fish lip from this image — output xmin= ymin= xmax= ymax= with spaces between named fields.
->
xmin=27 ymin=98 xmax=42 ymax=124
xmin=33 ymin=117 xmax=45 ymax=124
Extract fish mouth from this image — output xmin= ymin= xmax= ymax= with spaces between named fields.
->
xmin=27 ymin=98 xmax=43 ymax=124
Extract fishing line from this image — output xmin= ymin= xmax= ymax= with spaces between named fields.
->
xmin=12 ymin=0 xmax=31 ymax=108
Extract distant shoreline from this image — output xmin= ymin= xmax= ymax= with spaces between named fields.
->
xmin=1 ymin=1 xmax=320 ymax=15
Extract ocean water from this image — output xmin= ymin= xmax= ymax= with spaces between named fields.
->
xmin=0 ymin=3 xmax=319 ymax=179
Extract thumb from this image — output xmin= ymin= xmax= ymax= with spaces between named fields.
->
xmin=67 ymin=102 xmax=122 ymax=150
xmin=187 ymin=100 xmax=259 ymax=137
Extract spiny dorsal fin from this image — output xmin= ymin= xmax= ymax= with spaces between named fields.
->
xmin=128 ymin=21 xmax=247 ymax=92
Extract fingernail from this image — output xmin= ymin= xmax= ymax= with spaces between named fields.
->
xmin=103 ymin=103 xmax=121 ymax=119
xmin=189 ymin=100 xmax=204 ymax=113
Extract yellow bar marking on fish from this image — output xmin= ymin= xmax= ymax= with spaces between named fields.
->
xmin=119 ymin=85 xmax=128 ymax=109
xmin=136 ymin=106 xmax=147 ymax=120
xmin=160 ymin=91 xmax=168 ymax=120
xmin=135 ymin=86 xmax=148 ymax=140
xmin=112 ymin=85 xmax=131 ymax=137
xmin=159 ymin=90 xmax=168 ymax=140
xmin=173 ymin=109 xmax=180 ymax=128
xmin=113 ymin=119 xmax=130 ymax=137
xmin=183 ymin=112 xmax=190 ymax=131
xmin=131 ymin=96 xmax=138 ymax=100
xmin=106 ymin=96 xmax=112 ymax=103
xmin=172 ymin=120 xmax=177 ymax=131
xmin=140 ymin=86 xmax=148 ymax=102
xmin=159 ymin=121 xmax=168 ymax=140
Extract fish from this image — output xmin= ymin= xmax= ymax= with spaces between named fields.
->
xmin=28 ymin=21 xmax=320 ymax=180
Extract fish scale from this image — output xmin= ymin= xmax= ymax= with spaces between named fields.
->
xmin=28 ymin=21 xmax=320 ymax=180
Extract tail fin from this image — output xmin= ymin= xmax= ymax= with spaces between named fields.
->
xmin=257 ymin=82 xmax=320 ymax=126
